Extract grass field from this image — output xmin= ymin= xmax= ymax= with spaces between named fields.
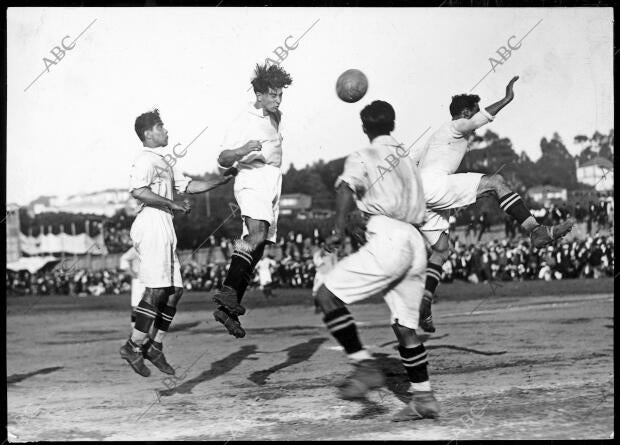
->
xmin=7 ymin=278 xmax=614 ymax=440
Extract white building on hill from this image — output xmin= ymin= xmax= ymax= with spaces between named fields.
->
xmin=31 ymin=188 xmax=138 ymax=217
xmin=576 ymin=157 xmax=614 ymax=192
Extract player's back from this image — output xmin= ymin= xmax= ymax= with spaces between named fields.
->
xmin=417 ymin=121 xmax=469 ymax=175
xmin=338 ymin=135 xmax=425 ymax=225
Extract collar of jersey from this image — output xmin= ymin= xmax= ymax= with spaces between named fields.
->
xmin=371 ymin=134 xmax=400 ymax=147
xmin=141 ymin=147 xmax=166 ymax=158
xmin=247 ymin=102 xmax=283 ymax=118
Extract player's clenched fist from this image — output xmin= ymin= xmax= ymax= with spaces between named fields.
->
xmin=242 ymin=140 xmax=263 ymax=155
xmin=169 ymin=199 xmax=191 ymax=214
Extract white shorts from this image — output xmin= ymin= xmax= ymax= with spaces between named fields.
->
xmin=130 ymin=278 xmax=146 ymax=307
xmin=234 ymin=165 xmax=282 ymax=243
xmin=323 ymin=215 xmax=427 ymax=330
xmin=130 ymin=208 xmax=182 ymax=288
xmin=419 ymin=170 xmax=483 ymax=245
xmin=420 ymin=209 xmax=451 ymax=246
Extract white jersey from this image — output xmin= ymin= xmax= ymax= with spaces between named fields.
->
xmin=129 ymin=148 xmax=192 ymax=214
xmin=415 ymin=109 xmax=495 ymax=175
xmin=336 ymin=135 xmax=425 ymax=225
xmin=218 ymin=103 xmax=284 ymax=173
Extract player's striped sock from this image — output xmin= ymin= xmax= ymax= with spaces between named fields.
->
xmin=223 ymin=249 xmax=253 ymax=298
xmin=425 ymin=263 xmax=443 ymax=299
xmin=131 ymin=307 xmax=137 ymax=329
xmin=499 ymin=192 xmax=532 ymax=225
xmin=131 ymin=300 xmax=158 ymax=343
xmin=323 ymin=307 xmax=365 ymax=355
xmin=152 ymin=305 xmax=176 ymax=343
xmin=236 ymin=244 xmax=266 ymax=300
xmin=398 ymin=344 xmax=431 ymax=392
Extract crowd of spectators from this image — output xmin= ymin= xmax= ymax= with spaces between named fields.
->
xmin=442 ymin=235 xmax=614 ymax=284
xmin=7 ymin=204 xmax=614 ymax=297
xmin=6 ymin=268 xmax=134 ymax=297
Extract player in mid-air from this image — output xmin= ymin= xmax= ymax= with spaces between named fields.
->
xmin=315 ymin=100 xmax=439 ymax=421
xmin=212 ymin=63 xmax=293 ymax=338
xmin=414 ymin=76 xmax=574 ymax=333
xmin=119 ymin=109 xmax=232 ymax=377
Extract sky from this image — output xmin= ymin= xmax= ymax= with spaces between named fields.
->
xmin=7 ymin=7 xmax=614 ymax=206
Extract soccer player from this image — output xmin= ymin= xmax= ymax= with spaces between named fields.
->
xmin=315 ymin=100 xmax=439 ymax=421
xmin=212 ymin=63 xmax=293 ymax=338
xmin=119 ymin=109 xmax=232 ymax=377
xmin=255 ymin=254 xmax=276 ymax=299
xmin=414 ymin=76 xmax=573 ymax=333
xmin=119 ymin=246 xmax=144 ymax=330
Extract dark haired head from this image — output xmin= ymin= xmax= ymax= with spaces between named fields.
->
xmin=134 ymin=108 xmax=163 ymax=142
xmin=449 ymin=94 xmax=480 ymax=118
xmin=360 ymin=100 xmax=395 ymax=138
xmin=251 ymin=63 xmax=293 ymax=93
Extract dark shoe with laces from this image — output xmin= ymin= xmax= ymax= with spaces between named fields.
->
xmin=337 ymin=359 xmax=385 ymax=400
xmin=530 ymin=219 xmax=574 ymax=248
xmin=391 ymin=391 xmax=440 ymax=422
xmin=143 ymin=341 xmax=175 ymax=375
xmin=212 ymin=285 xmax=246 ymax=315
xmin=213 ymin=307 xmax=246 ymax=338
xmin=120 ymin=339 xmax=151 ymax=377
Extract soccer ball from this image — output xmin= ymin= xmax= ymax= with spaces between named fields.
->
xmin=336 ymin=69 xmax=368 ymax=103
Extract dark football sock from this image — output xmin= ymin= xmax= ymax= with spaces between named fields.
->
xmin=133 ymin=300 xmax=158 ymax=333
xmin=398 ymin=344 xmax=429 ymax=384
xmin=425 ymin=263 xmax=443 ymax=298
xmin=153 ymin=305 xmax=176 ymax=332
xmin=223 ymin=250 xmax=254 ymax=296
xmin=236 ymin=243 xmax=266 ymax=301
xmin=323 ymin=307 xmax=363 ymax=354
xmin=499 ymin=192 xmax=532 ymax=225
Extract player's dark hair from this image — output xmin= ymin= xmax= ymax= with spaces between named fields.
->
xmin=360 ymin=100 xmax=395 ymax=136
xmin=251 ymin=63 xmax=293 ymax=93
xmin=449 ymin=94 xmax=480 ymax=118
xmin=134 ymin=108 xmax=163 ymax=142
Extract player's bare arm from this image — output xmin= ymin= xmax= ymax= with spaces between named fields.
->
xmin=130 ymin=187 xmax=190 ymax=214
xmin=484 ymin=75 xmax=518 ymax=116
xmin=217 ymin=140 xmax=263 ymax=168
xmin=454 ymin=76 xmax=519 ymax=134
xmin=184 ymin=175 xmax=233 ymax=194
xmin=326 ymin=182 xmax=357 ymax=251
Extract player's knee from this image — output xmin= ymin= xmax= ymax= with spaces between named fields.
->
xmin=316 ymin=285 xmax=343 ymax=313
xmin=142 ymin=287 xmax=168 ymax=307
xmin=430 ymin=237 xmax=450 ymax=264
xmin=391 ymin=322 xmax=422 ymax=347
xmin=247 ymin=231 xmax=268 ymax=249
xmin=167 ymin=287 xmax=183 ymax=307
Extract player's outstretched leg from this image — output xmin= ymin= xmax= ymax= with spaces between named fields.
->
xmin=142 ymin=286 xmax=181 ymax=375
xmin=390 ymin=324 xmax=440 ymax=422
xmin=419 ymin=232 xmax=450 ymax=335
xmin=315 ymin=284 xmax=385 ymax=399
xmin=212 ymin=223 xmax=268 ymax=315
xmin=480 ymin=174 xmax=574 ymax=248
xmin=213 ymin=220 xmax=269 ymax=337
xmin=119 ymin=288 xmax=167 ymax=377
